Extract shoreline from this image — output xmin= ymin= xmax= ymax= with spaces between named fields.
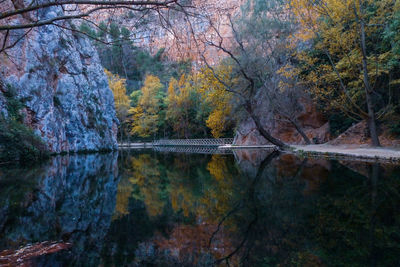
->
xmin=2 ymin=144 xmax=400 ymax=165
xmin=219 ymin=144 xmax=400 ymax=163
xmin=291 ymin=144 xmax=400 ymax=163
xmin=87 ymin=143 xmax=400 ymax=163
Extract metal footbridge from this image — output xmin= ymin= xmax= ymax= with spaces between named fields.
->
xmin=153 ymin=146 xmax=233 ymax=155
xmin=152 ymin=138 xmax=234 ymax=147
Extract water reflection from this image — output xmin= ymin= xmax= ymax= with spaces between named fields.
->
xmin=1 ymin=149 xmax=400 ymax=266
xmin=0 ymin=153 xmax=119 ymax=266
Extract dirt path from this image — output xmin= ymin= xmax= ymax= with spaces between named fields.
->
xmin=293 ymin=144 xmax=400 ymax=162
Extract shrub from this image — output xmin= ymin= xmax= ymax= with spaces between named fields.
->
xmin=0 ymin=85 xmax=49 ymax=163
xmin=329 ymin=113 xmax=357 ymax=137
xmin=389 ymin=120 xmax=400 ymax=137
xmin=0 ymin=119 xmax=49 ymax=162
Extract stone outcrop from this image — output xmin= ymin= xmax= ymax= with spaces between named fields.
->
xmin=234 ymin=97 xmax=330 ymax=146
xmin=0 ymin=1 xmax=118 ymax=153
xmin=329 ymin=120 xmax=400 ymax=147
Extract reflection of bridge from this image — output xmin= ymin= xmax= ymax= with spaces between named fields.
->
xmin=152 ymin=138 xmax=234 ymax=147
xmin=153 ymin=146 xmax=233 ymax=155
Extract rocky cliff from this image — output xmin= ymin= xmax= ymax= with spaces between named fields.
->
xmin=0 ymin=2 xmax=118 ymax=153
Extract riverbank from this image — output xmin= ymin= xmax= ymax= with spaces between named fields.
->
xmin=119 ymin=142 xmax=400 ymax=163
xmin=292 ymin=144 xmax=400 ymax=163
xmin=222 ymin=144 xmax=400 ymax=163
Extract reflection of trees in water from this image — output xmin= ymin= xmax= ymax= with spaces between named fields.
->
xmin=108 ymin=151 xmax=241 ymax=265
xmin=0 ymin=153 xmax=119 ymax=266
xmin=224 ymin=158 xmax=400 ymax=266
xmin=309 ymin=162 xmax=400 ymax=266
xmin=130 ymin=154 xmax=167 ymax=217
xmin=108 ymin=149 xmax=400 ymax=266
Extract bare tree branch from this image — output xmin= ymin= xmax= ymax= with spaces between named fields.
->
xmin=0 ymin=0 xmax=179 ymax=21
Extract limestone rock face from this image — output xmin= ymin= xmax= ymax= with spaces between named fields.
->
xmin=0 ymin=2 xmax=118 ymax=153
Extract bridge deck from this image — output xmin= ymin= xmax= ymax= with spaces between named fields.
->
xmin=152 ymin=138 xmax=234 ymax=147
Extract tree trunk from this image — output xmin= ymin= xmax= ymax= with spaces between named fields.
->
xmin=119 ymin=123 xmax=122 ymax=144
xmin=289 ymin=118 xmax=312 ymax=144
xmin=245 ymin=102 xmax=289 ymax=149
xmin=120 ymin=123 xmax=123 ymax=144
xmin=365 ymin=94 xmax=380 ymax=146
xmin=358 ymin=6 xmax=380 ymax=147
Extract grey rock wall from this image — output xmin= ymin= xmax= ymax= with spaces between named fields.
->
xmin=0 ymin=2 xmax=118 ymax=153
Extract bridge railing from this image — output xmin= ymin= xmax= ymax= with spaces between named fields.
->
xmin=152 ymin=138 xmax=234 ymax=147
xmin=153 ymin=146 xmax=233 ymax=155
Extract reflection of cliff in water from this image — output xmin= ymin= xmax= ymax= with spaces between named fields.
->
xmin=2 ymin=149 xmax=400 ymax=266
xmin=0 ymin=153 xmax=119 ymax=266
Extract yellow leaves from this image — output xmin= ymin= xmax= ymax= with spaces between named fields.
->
xmin=288 ymin=0 xmax=394 ymax=120
xmin=166 ymin=74 xmax=196 ymax=137
xmin=130 ymin=75 xmax=164 ymax=137
xmin=389 ymin=79 xmax=400 ymax=86
xmin=166 ymin=67 xmax=235 ymax=138
xmin=167 ymin=77 xmax=177 ymax=100
xmin=277 ymin=64 xmax=300 ymax=80
xmin=207 ymin=154 xmax=228 ymax=182
xmin=130 ymin=154 xmax=165 ymax=217
xmin=139 ymin=75 xmax=163 ymax=113
xmin=113 ymin=178 xmax=134 ymax=220
xmin=105 ymin=69 xmax=130 ymax=121
xmin=289 ymin=0 xmax=319 ymax=41
xmin=206 ymin=108 xmax=231 ymax=138
xmin=197 ymin=65 xmax=234 ymax=138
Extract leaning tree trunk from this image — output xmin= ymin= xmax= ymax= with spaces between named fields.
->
xmin=289 ymin=118 xmax=312 ymax=145
xmin=245 ymin=102 xmax=289 ymax=149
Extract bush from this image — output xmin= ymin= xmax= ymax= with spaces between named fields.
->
xmin=0 ymin=85 xmax=49 ymax=163
xmin=389 ymin=120 xmax=400 ymax=137
xmin=387 ymin=106 xmax=400 ymax=137
xmin=0 ymin=119 xmax=49 ymax=163
xmin=329 ymin=113 xmax=357 ymax=137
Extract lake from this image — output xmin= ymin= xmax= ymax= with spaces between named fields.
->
xmin=0 ymin=148 xmax=400 ymax=266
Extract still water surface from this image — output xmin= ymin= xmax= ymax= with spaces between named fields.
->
xmin=0 ymin=149 xmax=400 ymax=266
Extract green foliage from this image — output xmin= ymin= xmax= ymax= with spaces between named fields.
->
xmin=390 ymin=123 xmax=400 ymax=137
xmin=166 ymin=75 xmax=210 ymax=138
xmin=130 ymin=90 xmax=142 ymax=107
xmin=81 ymin=21 xmax=191 ymax=93
xmin=0 ymin=85 xmax=48 ymax=163
xmin=79 ymin=22 xmax=97 ymax=39
xmin=0 ymin=119 xmax=48 ymax=163
xmin=3 ymin=85 xmax=24 ymax=120
xmin=388 ymin=111 xmax=400 ymax=137
xmin=329 ymin=113 xmax=357 ymax=137
xmin=53 ymin=95 xmax=61 ymax=107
